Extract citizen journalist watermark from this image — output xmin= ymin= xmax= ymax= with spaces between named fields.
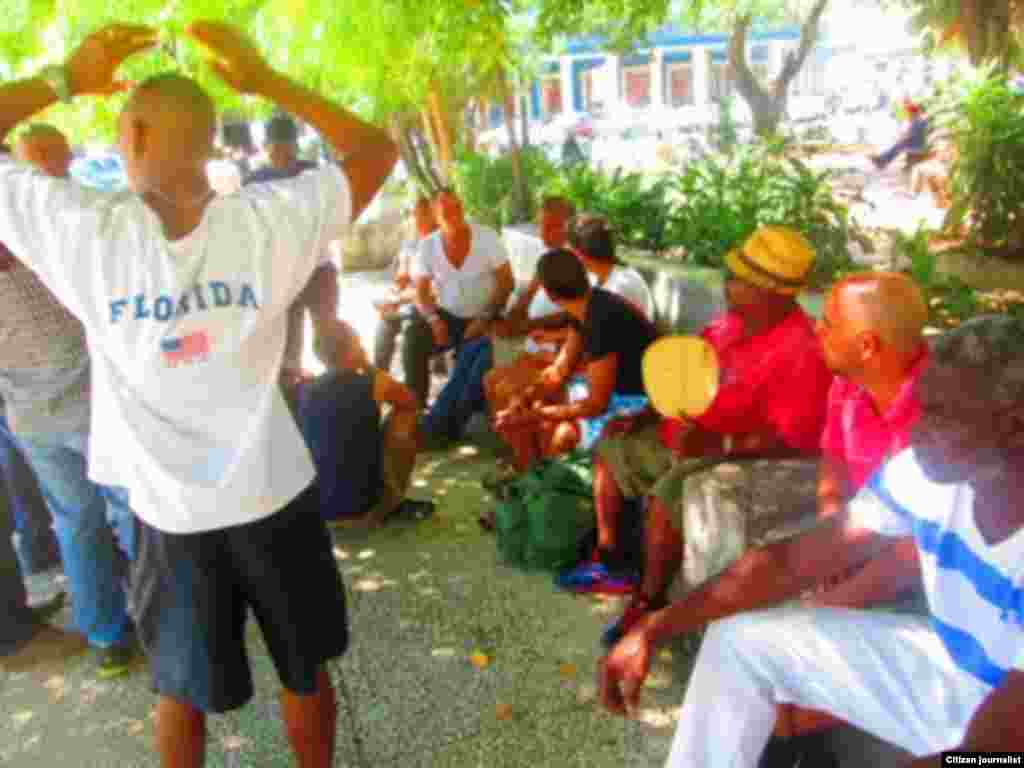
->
xmin=943 ymin=753 xmax=1024 ymax=765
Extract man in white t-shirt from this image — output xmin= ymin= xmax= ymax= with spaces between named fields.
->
xmin=405 ymin=188 xmax=514 ymax=405
xmin=0 ymin=22 xmax=397 ymax=768
xmin=372 ymin=195 xmax=438 ymax=372
xmin=598 ymin=315 xmax=1024 ymax=768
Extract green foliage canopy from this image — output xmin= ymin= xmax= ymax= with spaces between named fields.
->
xmin=0 ymin=0 xmax=521 ymax=143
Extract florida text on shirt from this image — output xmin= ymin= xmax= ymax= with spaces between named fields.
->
xmin=108 ymin=280 xmax=262 ymax=368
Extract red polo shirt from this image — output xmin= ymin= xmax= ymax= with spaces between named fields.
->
xmin=659 ymin=308 xmax=833 ymax=455
xmin=820 ymin=349 xmax=928 ymax=491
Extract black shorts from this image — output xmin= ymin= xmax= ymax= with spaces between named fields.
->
xmin=128 ymin=485 xmax=349 ymax=713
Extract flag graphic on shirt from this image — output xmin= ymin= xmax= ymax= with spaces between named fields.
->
xmin=161 ymin=331 xmax=210 ymax=367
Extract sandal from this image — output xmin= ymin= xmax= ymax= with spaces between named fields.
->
xmin=394 ymin=499 xmax=435 ymax=522
xmin=482 ymin=463 xmax=518 ymax=493
xmin=478 ymin=509 xmax=496 ymax=532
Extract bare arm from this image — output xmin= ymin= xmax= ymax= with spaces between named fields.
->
xmin=642 ymin=516 xmax=887 ymax=648
xmin=301 ymin=264 xmax=339 ymax=327
xmin=812 ymin=537 xmax=922 ymax=609
xmin=534 ymin=325 xmax=585 ymax=397
xmin=186 ymin=22 xmax=397 ymax=221
xmin=372 ymin=369 xmax=418 ymax=412
xmin=817 ymin=456 xmax=850 ymax=520
xmin=485 ymin=262 xmax=515 ymax=318
xmin=414 ymin=275 xmax=438 ymax=316
xmin=506 ymin=278 xmax=541 ymax=326
xmin=0 ymin=25 xmax=157 ymax=142
xmin=600 ymin=515 xmax=890 ymax=714
xmin=538 ymin=353 xmax=617 ymax=421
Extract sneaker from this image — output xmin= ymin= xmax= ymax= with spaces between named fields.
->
xmin=96 ymin=637 xmax=139 ymax=680
xmin=29 ymin=590 xmax=66 ymax=623
xmin=554 ymin=563 xmax=638 ymax=595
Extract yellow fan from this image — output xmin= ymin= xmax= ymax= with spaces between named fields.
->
xmin=642 ymin=336 xmax=720 ymax=419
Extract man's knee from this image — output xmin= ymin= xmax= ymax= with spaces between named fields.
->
xmin=594 ymin=454 xmax=623 ymax=495
xmin=388 ymin=408 xmax=419 ymax=441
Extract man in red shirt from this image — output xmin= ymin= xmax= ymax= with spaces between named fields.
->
xmin=594 ymin=226 xmax=834 ymax=641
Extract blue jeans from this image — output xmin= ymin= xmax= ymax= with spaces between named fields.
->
xmin=401 ymin=308 xmax=471 ymax=406
xmin=0 ymin=447 xmax=34 ymax=652
xmin=18 ymin=431 xmax=133 ymax=648
xmin=423 ymin=337 xmax=494 ymax=440
xmin=0 ymin=415 xmax=59 ymax=575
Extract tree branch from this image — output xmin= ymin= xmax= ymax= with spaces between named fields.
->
xmin=778 ymin=0 xmax=830 ymax=87
xmin=728 ymin=13 xmax=769 ymax=108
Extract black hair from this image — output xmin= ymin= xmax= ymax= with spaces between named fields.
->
xmin=569 ymin=213 xmax=616 ymax=264
xmin=537 ymin=248 xmax=590 ymax=301
xmin=265 ymin=114 xmax=299 ymax=144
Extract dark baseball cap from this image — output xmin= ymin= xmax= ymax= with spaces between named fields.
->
xmin=265 ymin=114 xmax=299 ymax=144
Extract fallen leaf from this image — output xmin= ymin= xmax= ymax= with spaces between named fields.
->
xmin=469 ymin=651 xmax=490 ymax=670
xmin=43 ymin=675 xmax=65 ymax=690
xmin=12 ymin=710 xmax=34 ymax=726
xmin=126 ymin=719 xmax=145 ymax=736
xmin=495 ymin=703 xmax=513 ymax=721
xmin=558 ymin=662 xmax=578 ymax=680
xmin=576 ymin=684 xmax=597 ymax=705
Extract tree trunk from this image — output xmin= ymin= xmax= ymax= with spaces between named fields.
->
xmin=428 ymin=84 xmax=455 ymax=183
xmin=728 ymin=0 xmax=829 ymax=137
xmin=501 ymin=71 xmax=529 ymax=224
xmin=520 ymin=93 xmax=531 ymax=147
xmin=465 ymin=99 xmax=479 ymax=153
xmin=394 ymin=117 xmax=439 ymax=197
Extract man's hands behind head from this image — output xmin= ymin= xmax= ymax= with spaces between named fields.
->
xmin=184 ymin=22 xmax=273 ymax=95
xmin=64 ymin=24 xmax=157 ymax=97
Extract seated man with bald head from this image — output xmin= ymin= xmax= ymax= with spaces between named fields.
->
xmin=604 ymin=272 xmax=930 ymax=649
xmin=600 ymin=314 xmax=1024 ymax=768
xmin=812 ymin=271 xmax=931 ymax=609
xmin=0 ymin=21 xmax=397 ymax=768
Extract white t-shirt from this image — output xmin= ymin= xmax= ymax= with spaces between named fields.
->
xmin=523 ymin=283 xmax=562 ymax=355
xmin=0 ymin=158 xmax=351 ymax=534
xmin=848 ymin=448 xmax=1024 ymax=689
xmin=598 ymin=265 xmax=654 ymax=321
xmin=411 ymin=224 xmax=509 ymax=320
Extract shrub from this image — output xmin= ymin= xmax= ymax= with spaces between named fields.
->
xmin=892 ymin=224 xmax=981 ymax=327
xmin=664 ymin=141 xmax=859 ymax=287
xmin=542 ymin=165 xmax=672 ymax=252
xmin=933 ymin=69 xmax=1024 ymax=256
xmin=452 ymin=146 xmax=559 ymax=230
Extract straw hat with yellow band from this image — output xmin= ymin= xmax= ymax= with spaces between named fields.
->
xmin=724 ymin=226 xmax=815 ymax=296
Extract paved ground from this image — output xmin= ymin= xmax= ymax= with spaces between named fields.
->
xmin=0 ymin=203 xmax=928 ymax=767
xmin=1 ymin=434 xmax=697 ymax=768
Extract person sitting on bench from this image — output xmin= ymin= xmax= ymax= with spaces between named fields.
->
xmin=871 ymin=99 xmax=929 ymax=170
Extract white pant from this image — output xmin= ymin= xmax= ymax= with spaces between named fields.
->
xmin=667 ymin=606 xmax=993 ymax=768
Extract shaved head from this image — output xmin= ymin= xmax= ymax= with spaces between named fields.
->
xmin=126 ymin=73 xmax=217 ymax=138
xmin=118 ymin=73 xmax=217 ymax=195
xmin=16 ymin=124 xmax=71 ymax=178
xmin=834 ymin=272 xmax=928 ymax=356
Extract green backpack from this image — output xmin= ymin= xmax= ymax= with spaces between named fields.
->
xmin=495 ymin=452 xmax=595 ymax=572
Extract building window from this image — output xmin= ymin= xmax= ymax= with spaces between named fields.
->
xmin=581 ymin=69 xmax=598 ymax=112
xmin=622 ymin=66 xmax=651 ymax=108
xmin=668 ymin=62 xmax=694 ymax=107
xmin=541 ymin=76 xmax=563 ymax=117
xmin=709 ymin=53 xmax=733 ymax=103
